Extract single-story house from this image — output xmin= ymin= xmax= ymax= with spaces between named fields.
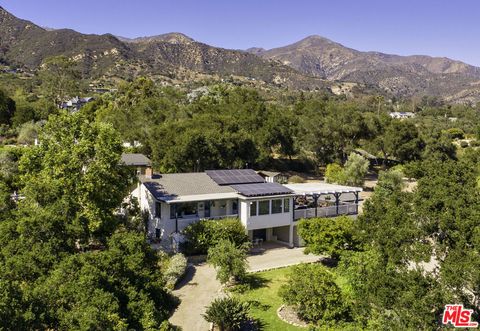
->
xmin=256 ymin=170 xmax=288 ymax=184
xmin=121 ymin=153 xmax=152 ymax=176
xmin=389 ymin=111 xmax=415 ymax=119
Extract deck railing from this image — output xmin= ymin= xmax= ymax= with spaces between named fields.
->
xmin=294 ymin=203 xmax=358 ymax=220
xmin=199 ymin=213 xmax=239 ymax=221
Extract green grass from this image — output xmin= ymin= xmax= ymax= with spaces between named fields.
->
xmin=233 ymin=264 xmax=351 ymax=330
xmin=233 ymin=267 xmax=304 ymax=331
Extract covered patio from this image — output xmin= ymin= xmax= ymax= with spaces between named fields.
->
xmin=284 ymin=182 xmax=362 ymax=220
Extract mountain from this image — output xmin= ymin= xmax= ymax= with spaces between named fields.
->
xmin=1 ymin=6 xmax=480 ymax=103
xmin=251 ymin=35 xmax=480 ymax=103
xmin=118 ymin=32 xmax=195 ymax=44
xmin=0 ymin=7 xmax=328 ymax=90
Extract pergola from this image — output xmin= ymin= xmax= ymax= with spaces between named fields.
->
xmin=284 ymin=182 xmax=362 ymax=217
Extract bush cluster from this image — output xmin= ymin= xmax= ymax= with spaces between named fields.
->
xmin=164 ymin=253 xmax=188 ymax=290
xmin=181 ymin=217 xmax=249 ymax=255
xmin=279 ymin=264 xmax=350 ymax=324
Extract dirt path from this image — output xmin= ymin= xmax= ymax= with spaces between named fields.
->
xmin=169 ymin=262 xmax=222 ymax=331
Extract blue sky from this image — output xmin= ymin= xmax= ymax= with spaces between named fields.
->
xmin=2 ymin=0 xmax=480 ymax=66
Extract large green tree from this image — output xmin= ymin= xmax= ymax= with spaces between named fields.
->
xmin=0 ymin=110 xmax=175 ymax=330
xmin=38 ymin=56 xmax=80 ymax=107
xmin=18 ymin=111 xmax=132 ymax=243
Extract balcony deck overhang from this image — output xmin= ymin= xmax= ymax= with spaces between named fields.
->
xmin=284 ymin=182 xmax=362 ymax=195
xmin=161 ymin=192 xmax=240 ymax=204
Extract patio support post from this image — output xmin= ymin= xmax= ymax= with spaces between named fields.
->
xmin=334 ymin=193 xmax=340 ymax=215
xmin=175 ymin=210 xmax=178 ymax=233
xmin=354 ymin=191 xmax=359 ymax=214
xmin=289 ymin=224 xmax=294 ymax=248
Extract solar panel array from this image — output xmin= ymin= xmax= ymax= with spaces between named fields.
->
xmin=206 ymin=169 xmax=265 ymax=185
xmin=231 ymin=182 xmax=293 ymax=197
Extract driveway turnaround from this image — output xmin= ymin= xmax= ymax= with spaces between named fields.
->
xmin=169 ymin=262 xmax=222 ymax=331
xmin=247 ymin=245 xmax=321 ymax=272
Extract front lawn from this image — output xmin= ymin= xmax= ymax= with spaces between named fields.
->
xmin=233 ymin=267 xmax=304 ymax=331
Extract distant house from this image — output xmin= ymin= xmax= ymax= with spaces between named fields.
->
xmin=121 ymin=153 xmax=152 ymax=176
xmin=256 ymin=170 xmax=288 ymax=184
xmin=60 ymin=96 xmax=94 ymax=111
xmin=389 ymin=111 xmax=415 ymax=119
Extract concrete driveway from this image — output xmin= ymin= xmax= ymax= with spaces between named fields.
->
xmin=169 ymin=262 xmax=222 ymax=331
xmin=247 ymin=243 xmax=321 ymax=272
xmin=169 ymin=244 xmax=320 ymax=330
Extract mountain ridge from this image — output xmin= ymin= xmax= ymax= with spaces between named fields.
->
xmin=1 ymin=7 xmax=480 ymax=103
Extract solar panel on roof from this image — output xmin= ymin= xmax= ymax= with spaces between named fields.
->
xmin=206 ymin=169 xmax=265 ymax=185
xmin=231 ymin=182 xmax=293 ymax=197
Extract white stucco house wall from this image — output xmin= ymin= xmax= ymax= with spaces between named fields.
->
xmin=130 ymin=165 xmax=362 ymax=249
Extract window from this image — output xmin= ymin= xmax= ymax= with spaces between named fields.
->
xmin=250 ymin=201 xmax=257 ymax=216
xmin=155 ymin=228 xmax=161 ymax=239
xmin=272 ymin=199 xmax=282 ymax=214
xmin=170 ymin=204 xmax=177 ymax=219
xmin=232 ymin=200 xmax=238 ymax=214
xmin=170 ymin=202 xmax=198 ymax=219
xmin=284 ymin=198 xmax=290 ymax=212
xmin=155 ymin=201 xmax=162 ymax=218
xmin=258 ymin=200 xmax=270 ymax=215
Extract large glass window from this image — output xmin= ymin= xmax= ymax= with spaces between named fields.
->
xmin=250 ymin=201 xmax=257 ymax=216
xmin=284 ymin=198 xmax=290 ymax=212
xmin=155 ymin=201 xmax=162 ymax=218
xmin=272 ymin=199 xmax=283 ymax=214
xmin=170 ymin=202 xmax=198 ymax=218
xmin=258 ymin=200 xmax=270 ymax=215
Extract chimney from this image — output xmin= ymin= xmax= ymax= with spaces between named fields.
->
xmin=145 ymin=166 xmax=153 ymax=179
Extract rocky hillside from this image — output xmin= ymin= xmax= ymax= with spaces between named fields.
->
xmin=1 ymin=6 xmax=480 ymax=103
xmin=252 ymin=35 xmax=480 ymax=103
xmin=0 ymin=7 xmax=328 ymax=90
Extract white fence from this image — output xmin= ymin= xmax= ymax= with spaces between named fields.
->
xmin=294 ymin=203 xmax=358 ymax=220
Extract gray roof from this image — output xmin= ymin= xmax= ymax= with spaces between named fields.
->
xmin=121 ymin=153 xmax=152 ymax=166
xmin=141 ymin=173 xmax=236 ymax=201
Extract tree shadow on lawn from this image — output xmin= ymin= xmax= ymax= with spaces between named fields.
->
xmin=230 ymin=273 xmax=271 ymax=294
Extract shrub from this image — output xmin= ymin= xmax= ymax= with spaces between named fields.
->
xmin=374 ymin=169 xmax=405 ymax=197
xmin=298 ymin=216 xmax=358 ymax=259
xmin=182 ymin=218 xmax=248 ymax=255
xmin=279 ymin=264 xmax=349 ymax=324
xmin=164 ymin=253 xmax=187 ymax=290
xmin=207 ymin=239 xmax=249 ymax=284
xmin=17 ymin=121 xmax=41 ymax=145
xmin=470 ymin=140 xmax=480 ymax=147
xmin=443 ymin=127 xmax=465 ymax=140
xmin=203 ymin=297 xmax=250 ymax=331
xmin=342 ymin=153 xmax=369 ymax=186
xmin=325 ymin=163 xmax=345 ymax=184
xmin=288 ymin=175 xmax=305 ymax=183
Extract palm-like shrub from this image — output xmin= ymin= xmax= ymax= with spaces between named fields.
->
xmin=203 ymin=297 xmax=250 ymax=331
